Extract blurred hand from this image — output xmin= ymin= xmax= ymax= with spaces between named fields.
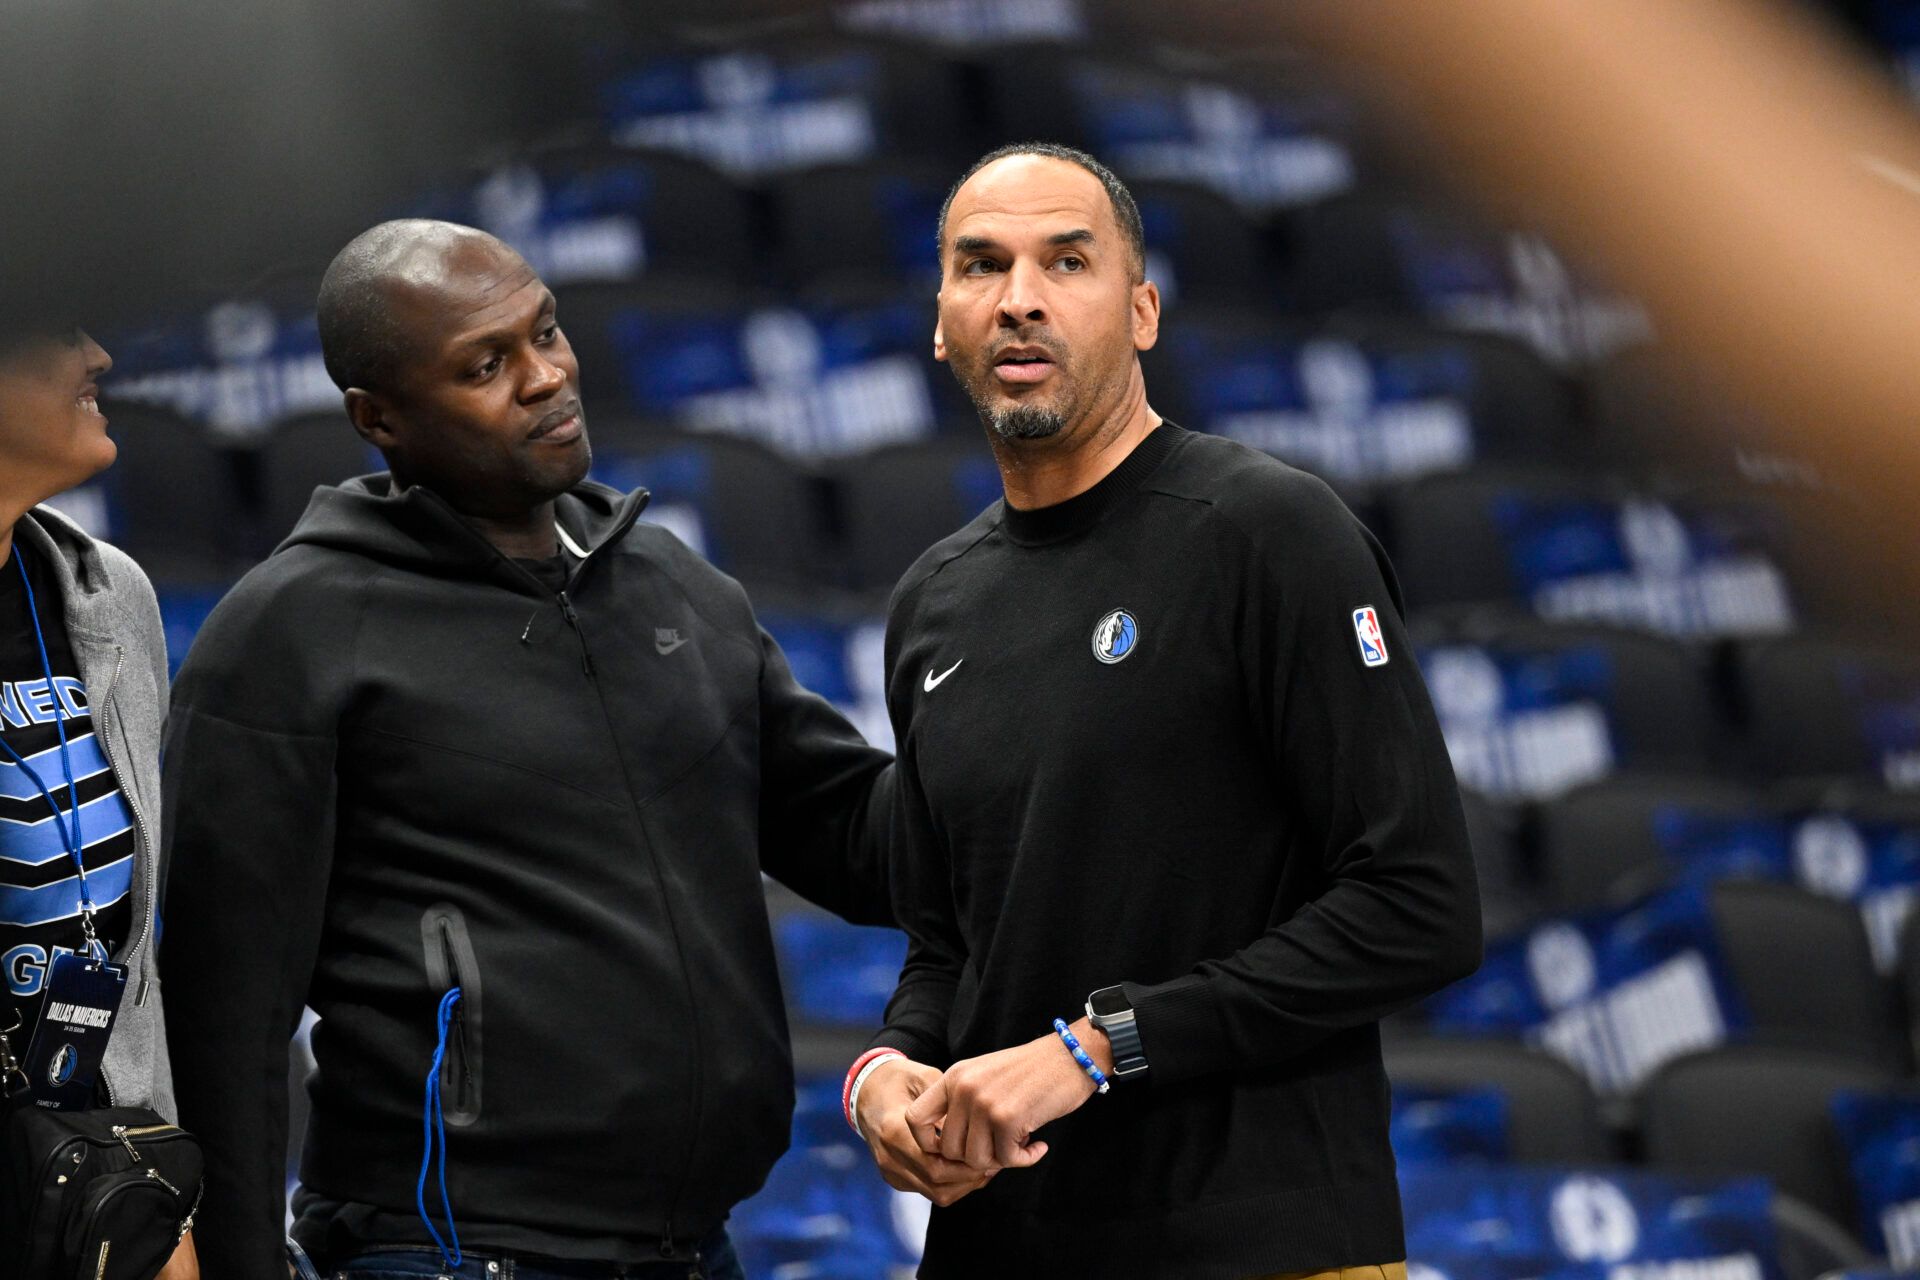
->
xmin=158 ymin=1230 xmax=198 ymax=1280
xmin=906 ymin=1023 xmax=1102 ymax=1171
xmin=856 ymin=1057 xmax=998 ymax=1206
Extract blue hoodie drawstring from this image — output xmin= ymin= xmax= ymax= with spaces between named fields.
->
xmin=418 ymin=987 xmax=463 ymax=1269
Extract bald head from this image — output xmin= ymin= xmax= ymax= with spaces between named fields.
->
xmin=317 ymin=219 xmax=526 ymax=394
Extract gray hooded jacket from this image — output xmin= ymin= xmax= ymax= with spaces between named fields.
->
xmin=16 ymin=505 xmax=174 ymax=1118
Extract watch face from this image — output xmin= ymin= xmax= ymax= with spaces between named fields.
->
xmin=1089 ymin=987 xmax=1131 ymax=1018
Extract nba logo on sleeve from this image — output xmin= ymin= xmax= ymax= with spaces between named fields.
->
xmin=1352 ymin=606 xmax=1389 ymax=667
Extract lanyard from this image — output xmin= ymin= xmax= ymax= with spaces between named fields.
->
xmin=0 ymin=544 xmax=103 ymax=962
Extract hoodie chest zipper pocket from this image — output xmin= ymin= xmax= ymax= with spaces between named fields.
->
xmin=419 ymin=904 xmax=482 ymax=1126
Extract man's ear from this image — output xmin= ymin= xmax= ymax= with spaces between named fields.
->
xmin=932 ymin=312 xmax=949 ymax=365
xmin=344 ymin=388 xmax=397 ymax=450
xmin=1131 ymin=279 xmax=1162 ymax=353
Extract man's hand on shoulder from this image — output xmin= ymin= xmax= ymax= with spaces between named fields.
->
xmin=906 ymin=1018 xmax=1106 ymax=1172
xmin=856 ymin=1057 xmax=997 ymax=1206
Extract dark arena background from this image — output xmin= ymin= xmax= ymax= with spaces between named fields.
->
xmin=10 ymin=1 xmax=1920 ymax=1276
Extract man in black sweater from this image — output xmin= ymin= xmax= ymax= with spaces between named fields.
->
xmin=162 ymin=221 xmax=895 ymax=1280
xmin=845 ymin=143 xmax=1482 ymax=1279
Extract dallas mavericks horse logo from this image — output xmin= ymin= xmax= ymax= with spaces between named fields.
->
xmin=47 ymin=1043 xmax=77 ymax=1088
xmin=1092 ymin=609 xmax=1139 ymax=664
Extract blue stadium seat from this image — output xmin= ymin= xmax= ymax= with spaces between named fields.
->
xmin=979 ymin=53 xmax=1363 ymax=212
xmin=1417 ymin=619 xmax=1720 ymax=802
xmin=1388 ymin=1085 xmax=1509 ymax=1166
xmin=1828 ymin=1084 xmax=1920 ymax=1270
xmin=559 ymin=281 xmax=957 ymax=460
xmin=99 ymin=277 xmax=337 ymax=440
xmin=154 ymin=584 xmax=234 ymax=679
xmin=771 ymin=159 xmax=951 ymax=295
xmin=1535 ymin=778 xmax=1920 ymax=976
xmin=773 ymin=911 xmax=909 ymax=1028
xmin=1385 ymin=468 xmax=1798 ymax=638
xmin=1425 ymin=883 xmax=1742 ymax=1095
xmin=1458 ymin=786 xmax=1543 ymax=941
xmin=834 ymin=435 xmax=1002 ymax=595
xmin=1401 ymin=1165 xmax=1781 ymax=1280
xmin=417 ymin=144 xmax=756 ymax=289
xmin=1585 ymin=347 xmax=1810 ymax=475
xmin=599 ymin=38 xmax=974 ymax=179
xmin=731 ymin=1075 xmax=923 ymax=1278
xmin=1706 ymin=879 xmax=1906 ymax=1070
xmin=587 ymin=428 xmax=832 ymax=592
xmin=1732 ymin=635 xmax=1920 ymax=788
xmin=1639 ymin=1044 xmax=1897 ymax=1230
xmin=756 ymin=611 xmax=889 ymax=751
xmin=1129 ymin=182 xmax=1284 ymax=309
xmin=1286 ymin=193 xmax=1655 ymax=366
xmin=1534 ymin=775 xmax=1779 ymax=913
xmin=258 ymin=411 xmax=383 ymax=554
xmin=1143 ymin=315 xmax=1572 ymax=484
xmin=1385 ymin=1037 xmax=1610 ymax=1162
xmin=91 ymin=399 xmax=244 ymax=581
xmin=837 ymin=0 xmax=1088 ymax=47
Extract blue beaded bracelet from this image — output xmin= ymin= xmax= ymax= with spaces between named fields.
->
xmin=1053 ymin=1017 xmax=1110 ymax=1094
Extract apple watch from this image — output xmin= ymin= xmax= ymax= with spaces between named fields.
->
xmin=1085 ymin=985 xmax=1150 ymax=1080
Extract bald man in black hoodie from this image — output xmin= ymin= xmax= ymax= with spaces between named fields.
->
xmin=162 ymin=221 xmax=896 ymax=1280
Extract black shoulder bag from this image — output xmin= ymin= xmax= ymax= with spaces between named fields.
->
xmin=0 ymin=1099 xmax=204 ymax=1280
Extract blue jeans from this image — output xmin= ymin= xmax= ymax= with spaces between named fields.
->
xmin=289 ymin=1229 xmax=743 ymax=1280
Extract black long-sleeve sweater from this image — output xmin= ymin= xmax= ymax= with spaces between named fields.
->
xmin=871 ymin=424 xmax=1482 ymax=1280
xmin=161 ymin=477 xmax=894 ymax=1279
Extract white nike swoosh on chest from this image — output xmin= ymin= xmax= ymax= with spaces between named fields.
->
xmin=656 ymin=638 xmax=689 ymax=655
xmin=923 ymin=659 xmax=963 ymax=692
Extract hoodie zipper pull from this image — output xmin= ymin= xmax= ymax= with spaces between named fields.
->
xmin=556 ymin=591 xmax=595 ymax=679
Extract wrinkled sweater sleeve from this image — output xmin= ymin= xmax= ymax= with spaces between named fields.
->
xmin=1125 ymin=473 xmax=1483 ymax=1082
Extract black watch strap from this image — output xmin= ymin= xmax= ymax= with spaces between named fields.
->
xmin=1086 ymin=987 xmax=1150 ymax=1079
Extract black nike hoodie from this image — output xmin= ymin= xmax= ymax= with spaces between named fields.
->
xmin=160 ymin=476 xmax=894 ymax=1278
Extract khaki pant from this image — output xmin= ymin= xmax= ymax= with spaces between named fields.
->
xmin=1260 ymin=1263 xmax=1409 ymax=1280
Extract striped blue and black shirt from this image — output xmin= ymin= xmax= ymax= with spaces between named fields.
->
xmin=0 ymin=545 xmax=132 ymax=1045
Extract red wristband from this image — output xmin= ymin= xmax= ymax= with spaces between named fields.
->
xmin=843 ymin=1047 xmax=906 ymax=1132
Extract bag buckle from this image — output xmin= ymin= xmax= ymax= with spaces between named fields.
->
xmin=0 ymin=1009 xmax=30 ymax=1100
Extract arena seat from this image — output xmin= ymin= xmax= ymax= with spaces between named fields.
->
xmin=1142 ymin=316 xmax=1572 ymax=486
xmin=94 ymin=398 xmax=243 ymax=581
xmin=589 ymin=428 xmax=832 ymax=592
xmin=1384 ymin=1036 xmax=1613 ymax=1163
xmin=1458 ymin=785 xmax=1542 ymax=940
xmin=1284 ymin=191 xmax=1655 ymax=366
xmin=1534 ymin=774 xmax=1776 ymax=913
xmin=558 ymin=279 xmax=952 ymax=460
xmin=834 ymin=434 xmax=1004 ymax=595
xmin=1708 ymin=880 xmax=1907 ymax=1070
xmin=1384 ymin=468 xmax=1798 ymax=638
xmin=600 ymin=37 xmax=977 ymax=177
xmin=1770 ymin=1194 xmax=1874 ymax=1280
xmin=1638 ymin=1044 xmax=1896 ymax=1228
xmin=438 ymin=144 xmax=756 ymax=290
xmin=978 ymin=53 xmax=1364 ymax=213
xmin=1129 ymin=182 xmax=1284 ymax=310
xmin=770 ymin=159 xmax=951 ymax=295
xmin=257 ymin=411 xmax=382 ymax=552
xmin=1732 ymin=635 xmax=1920 ymax=788
xmin=553 ymin=278 xmax=751 ymax=417
xmin=1417 ymin=619 xmax=1721 ymax=800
